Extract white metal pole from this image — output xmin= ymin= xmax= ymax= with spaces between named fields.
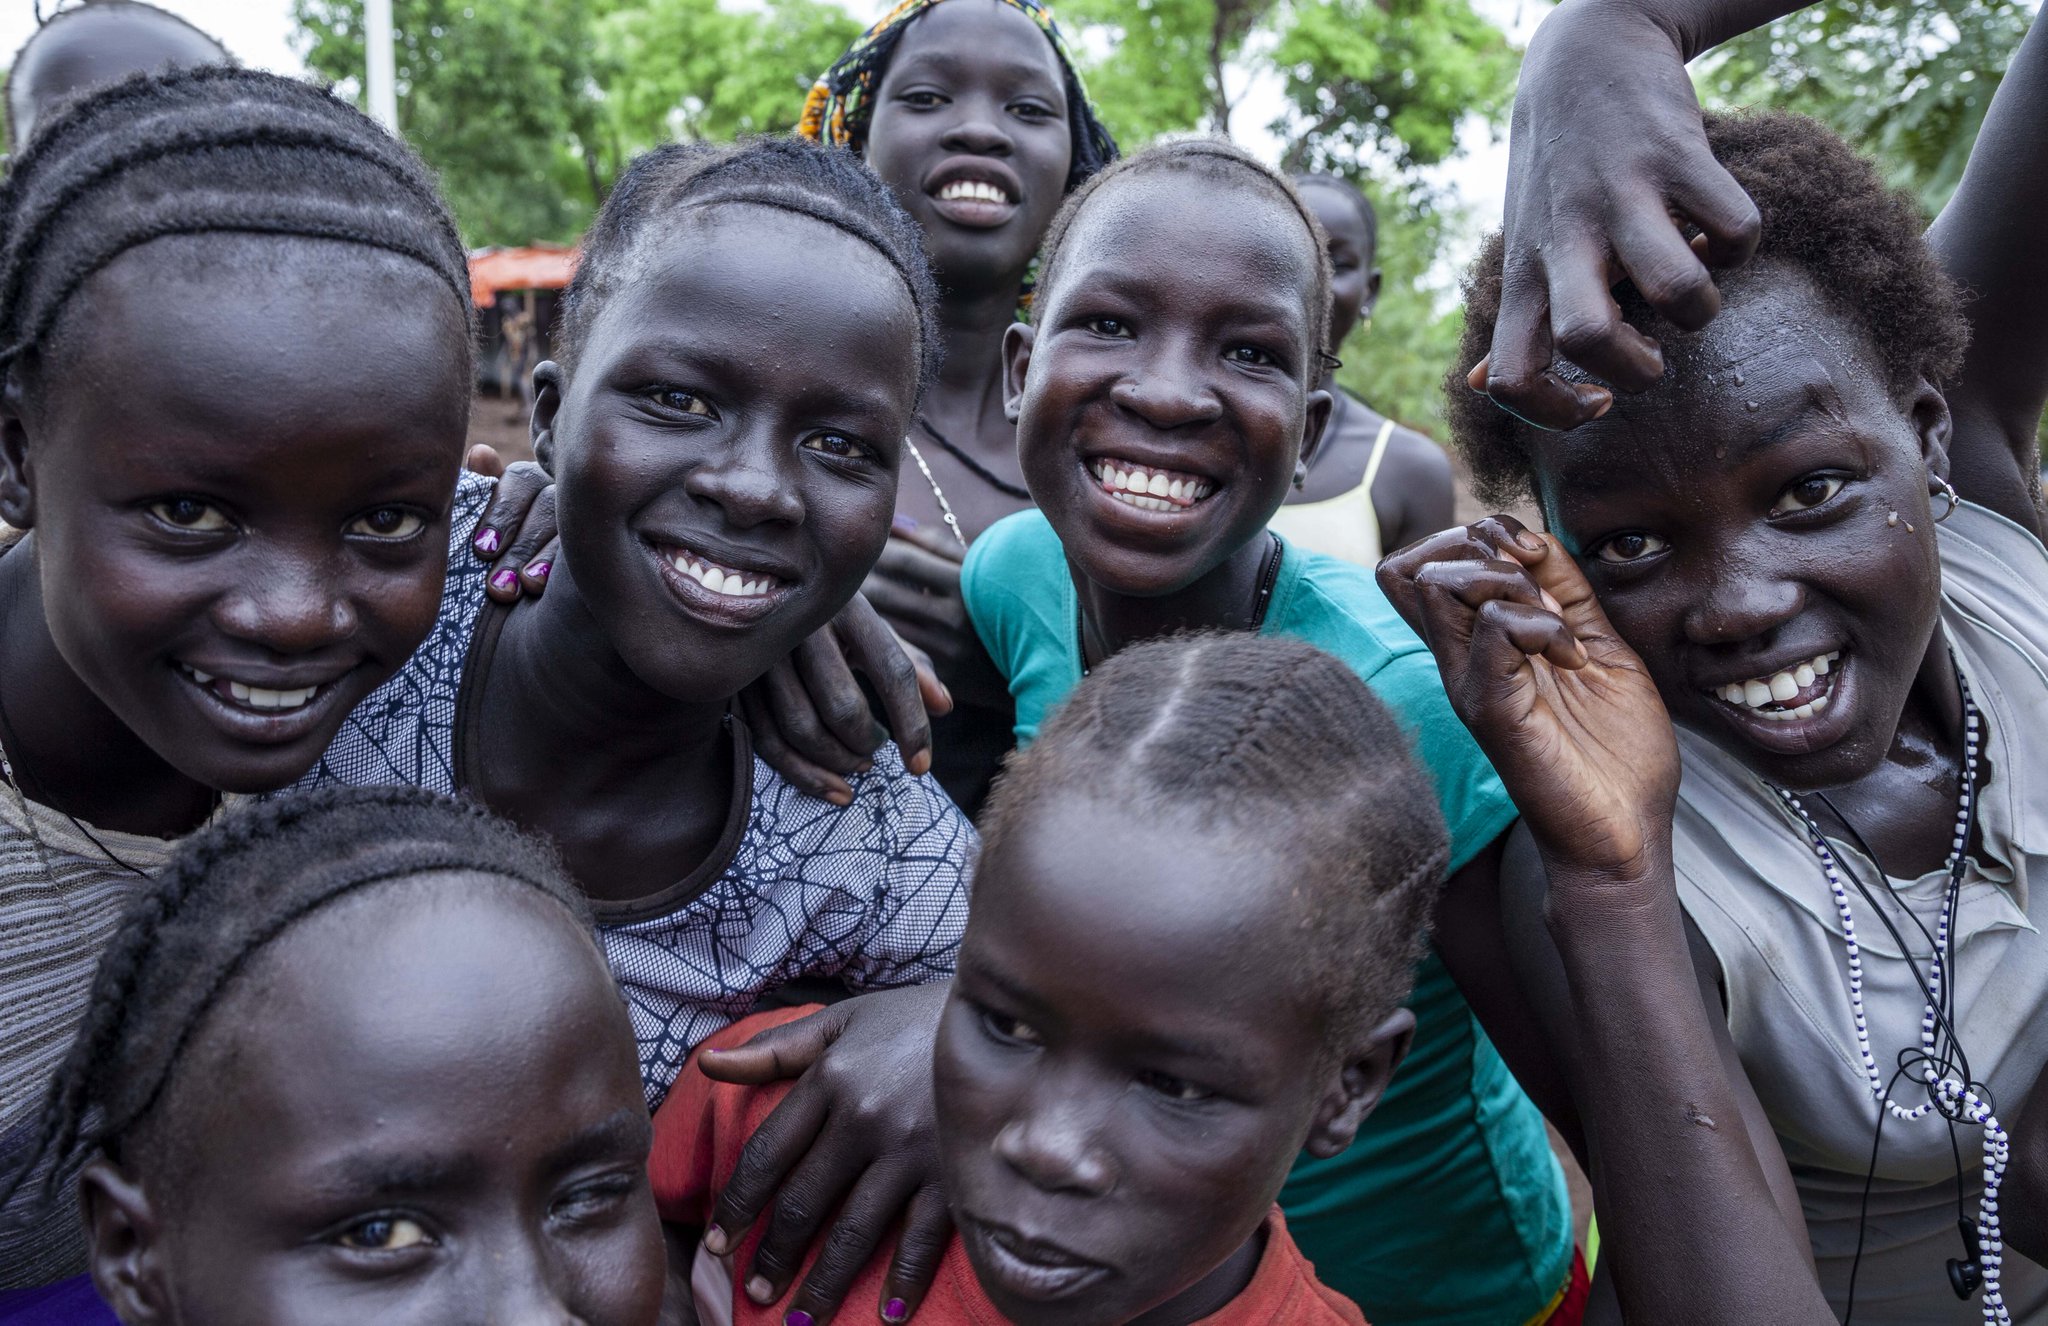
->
xmin=365 ymin=0 xmax=398 ymax=132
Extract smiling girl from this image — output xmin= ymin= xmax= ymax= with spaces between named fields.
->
xmin=960 ymin=139 xmax=1581 ymax=1326
xmin=1383 ymin=8 xmax=2048 ymax=1320
xmin=795 ymin=0 xmax=1117 ymax=814
xmin=0 ymin=67 xmax=479 ymax=1287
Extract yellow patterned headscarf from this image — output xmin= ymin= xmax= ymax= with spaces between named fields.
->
xmin=797 ymin=0 xmax=1117 ymax=195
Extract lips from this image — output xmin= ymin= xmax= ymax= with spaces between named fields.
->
xmin=924 ymin=158 xmax=1023 ymax=230
xmin=961 ymin=1216 xmax=1113 ymax=1303
xmin=1698 ymin=648 xmax=1858 ymax=756
xmin=173 ymin=659 xmax=354 ymax=745
xmin=650 ymin=540 xmax=796 ymax=626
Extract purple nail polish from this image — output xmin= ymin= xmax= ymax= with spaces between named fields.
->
xmin=527 ymin=560 xmax=551 ymax=581
xmin=884 ymin=1298 xmax=909 ymax=1321
xmin=473 ymin=526 xmax=501 ymax=554
xmin=491 ymin=568 xmax=518 ymax=592
xmin=787 ymin=1313 xmax=814 ymax=1326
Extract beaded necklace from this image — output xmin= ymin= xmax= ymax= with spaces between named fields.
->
xmin=1772 ymin=663 xmax=2009 ymax=1324
xmin=901 ymin=433 xmax=969 ymax=552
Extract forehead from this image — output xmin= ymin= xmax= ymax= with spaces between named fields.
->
xmin=882 ymin=0 xmax=1064 ymax=91
xmin=15 ymin=10 xmax=225 ymax=120
xmin=1533 ymin=261 xmax=1901 ymax=501
xmin=971 ymin=793 xmax=1318 ymax=1025
xmin=1052 ymin=171 xmax=1317 ymax=322
xmin=1299 ymin=183 xmax=1367 ymax=253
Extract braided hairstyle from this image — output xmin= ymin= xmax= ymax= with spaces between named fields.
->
xmin=979 ymin=633 xmax=1449 ymax=1058
xmin=1034 ymin=138 xmax=1335 ymax=371
xmin=556 ymin=136 xmax=944 ymax=405
xmin=0 ymin=64 xmax=475 ymax=386
xmin=797 ymin=0 xmax=1117 ymax=197
xmin=0 ymin=786 xmax=593 ymax=1223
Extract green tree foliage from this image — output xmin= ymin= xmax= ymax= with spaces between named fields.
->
xmin=1698 ymin=0 xmax=2035 ymax=217
xmin=1057 ymin=0 xmax=1519 ymax=437
xmin=292 ymin=0 xmax=855 ymax=246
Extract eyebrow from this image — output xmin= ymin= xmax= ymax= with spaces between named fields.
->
xmin=890 ymin=48 xmax=1062 ymax=90
xmin=608 ymin=342 xmax=908 ymax=427
xmin=547 ymin=1107 xmax=654 ymax=1170
xmin=965 ymin=959 xmax=1256 ymax=1070
xmin=1070 ymin=272 xmax=1305 ymax=329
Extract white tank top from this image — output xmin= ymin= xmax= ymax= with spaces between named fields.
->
xmin=1671 ymin=500 xmax=2048 ymax=1323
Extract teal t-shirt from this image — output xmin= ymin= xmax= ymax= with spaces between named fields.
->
xmin=962 ymin=511 xmax=1573 ymax=1326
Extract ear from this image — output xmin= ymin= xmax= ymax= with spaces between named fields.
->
xmin=1295 ymin=386 xmax=1336 ymax=476
xmin=530 ymin=360 xmax=564 ymax=474
xmin=1304 ymin=1007 xmax=1415 ymax=1159
xmin=0 ymin=369 xmax=36 ymax=530
xmin=1362 ymin=267 xmax=1383 ymax=323
xmin=1002 ymin=322 xmax=1035 ymax=423
xmin=1908 ymin=375 xmax=1954 ymax=484
xmin=80 ymin=1156 xmax=171 ymax=1324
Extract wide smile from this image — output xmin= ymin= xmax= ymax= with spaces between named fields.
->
xmin=1087 ymin=456 xmax=1217 ymax=514
xmin=926 ymin=161 xmax=1023 ymax=230
xmin=173 ymin=661 xmax=353 ymax=745
xmin=961 ymin=1216 xmax=1113 ymax=1303
xmin=651 ymin=541 xmax=796 ymax=626
xmin=1701 ymin=648 xmax=1856 ymax=755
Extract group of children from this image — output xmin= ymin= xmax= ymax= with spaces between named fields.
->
xmin=0 ymin=0 xmax=2045 ymax=1323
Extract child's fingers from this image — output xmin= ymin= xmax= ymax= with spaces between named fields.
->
xmin=740 ymin=1143 xmax=870 ymax=1311
xmin=833 ymin=597 xmax=939 ymax=774
xmin=889 ymin=517 xmax=967 ymax=566
xmin=698 ymin=1005 xmax=847 ymax=1087
xmin=1474 ymin=597 xmax=1589 ymax=673
xmin=739 ymin=686 xmax=854 ymax=807
xmin=775 ymin=1167 xmax=925 ymax=1325
xmin=470 ymin=460 xmax=551 ymax=561
xmin=878 ymin=1186 xmax=952 ymax=1324
xmin=702 ymin=1072 xmax=835 ymax=1258
xmin=790 ymin=629 xmax=888 ymax=763
xmin=464 ymin=442 xmax=507 ymax=478
xmin=1494 ymin=531 xmax=1622 ymax=647
xmin=484 ymin=484 xmax=557 ymax=603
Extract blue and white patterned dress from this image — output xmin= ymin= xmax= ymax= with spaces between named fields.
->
xmin=296 ymin=473 xmax=975 ymax=1104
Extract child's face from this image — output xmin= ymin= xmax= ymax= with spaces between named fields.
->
xmin=8 ymin=7 xmax=226 ymax=147
xmin=1299 ymin=184 xmax=1376 ymax=352
xmin=933 ymin=793 xmax=1381 ymax=1325
xmin=86 ymin=875 xmax=664 ymax=1326
xmin=0 ymin=237 xmax=469 ymax=794
xmin=864 ymin=0 xmax=1074 ymax=287
xmin=538 ymin=207 xmax=919 ymax=705
xmin=1007 ymin=174 xmax=1331 ymax=599
xmin=1530 ymin=260 xmax=1949 ymax=790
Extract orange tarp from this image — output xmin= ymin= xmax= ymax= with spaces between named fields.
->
xmin=469 ymin=245 xmax=580 ymax=307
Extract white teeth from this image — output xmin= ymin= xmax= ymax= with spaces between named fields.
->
xmin=939 ymin=179 xmax=1010 ymax=204
xmin=185 ymin=666 xmax=214 ymax=685
xmin=1147 ymin=472 xmax=1170 ymax=496
xmin=1112 ymin=492 xmax=1178 ymax=512
xmin=668 ymin=549 xmax=776 ymax=599
xmin=1710 ymin=650 xmax=1843 ymax=717
xmin=1090 ymin=459 xmax=1214 ymax=508
xmin=210 ymin=676 xmax=316 ymax=711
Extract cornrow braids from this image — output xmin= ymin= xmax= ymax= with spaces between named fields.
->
xmin=1034 ymin=138 xmax=1335 ymax=371
xmin=0 ymin=65 xmax=475 ymax=380
xmin=0 ymin=786 xmax=591 ymax=1223
xmin=556 ymin=136 xmax=944 ymax=405
xmin=980 ymin=633 xmax=1449 ymax=1057
xmin=797 ymin=0 xmax=1117 ymax=198
xmin=1293 ymin=172 xmax=1379 ymax=257
xmin=1448 ymin=109 xmax=1971 ymax=507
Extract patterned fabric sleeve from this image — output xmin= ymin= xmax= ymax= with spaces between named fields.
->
xmin=837 ymin=742 xmax=975 ymax=992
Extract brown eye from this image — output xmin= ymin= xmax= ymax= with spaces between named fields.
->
xmin=338 ymin=1216 xmax=430 ymax=1251
xmin=651 ymin=389 xmax=714 ymax=417
xmin=347 ymin=507 xmax=426 ymax=540
xmin=800 ymin=432 xmax=877 ymax=461
xmin=1593 ymin=531 xmax=1669 ymax=565
xmin=150 ymin=499 xmax=231 ymax=532
xmin=1770 ymin=474 xmax=1845 ymax=515
xmin=981 ymin=1009 xmax=1045 ymax=1047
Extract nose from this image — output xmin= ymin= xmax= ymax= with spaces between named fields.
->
xmin=470 ymin=1236 xmax=587 ymax=1326
xmin=1110 ymin=343 xmax=1223 ymax=431
xmin=684 ymin=423 xmax=805 ymax=528
xmin=992 ymin=1084 xmax=1117 ymax=1197
xmin=1680 ymin=559 xmax=1805 ymax=647
xmin=212 ymin=549 xmax=357 ymax=654
xmin=938 ymin=100 xmax=1014 ymax=156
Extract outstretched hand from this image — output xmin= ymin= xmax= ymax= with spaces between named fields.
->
xmin=1478 ymin=0 xmax=1762 ymax=431
xmin=693 ymin=985 xmax=954 ymax=1324
xmin=1379 ymin=517 xmax=1679 ymax=883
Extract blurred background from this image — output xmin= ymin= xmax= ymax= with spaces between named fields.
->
xmin=3 ymin=0 xmax=2033 ymax=447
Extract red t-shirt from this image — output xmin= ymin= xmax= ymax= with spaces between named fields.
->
xmin=651 ymin=1009 xmax=1368 ymax=1326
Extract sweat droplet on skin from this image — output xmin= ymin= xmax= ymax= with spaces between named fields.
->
xmin=1745 ymin=401 xmax=1760 ymax=413
xmin=1888 ymin=511 xmax=1899 ymax=527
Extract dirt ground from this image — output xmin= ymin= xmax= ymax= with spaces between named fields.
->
xmin=466 ymin=389 xmax=537 ymax=467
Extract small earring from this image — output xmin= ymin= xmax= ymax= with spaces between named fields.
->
xmin=1932 ymin=474 xmax=1960 ymax=523
xmin=1292 ymin=462 xmax=1308 ymax=491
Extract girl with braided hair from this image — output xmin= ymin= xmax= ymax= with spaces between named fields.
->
xmin=0 ymin=65 xmax=488 ymax=1288
xmin=790 ymin=0 xmax=1116 ymax=819
xmin=2 ymin=786 xmax=664 ymax=1325
xmin=956 ymin=138 xmax=1586 ymax=1324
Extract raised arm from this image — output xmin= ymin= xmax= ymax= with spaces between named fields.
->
xmin=1378 ymin=520 xmax=1831 ymax=1324
xmin=1480 ymin=0 xmax=1799 ymax=429
xmin=1926 ymin=9 xmax=2048 ymax=534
